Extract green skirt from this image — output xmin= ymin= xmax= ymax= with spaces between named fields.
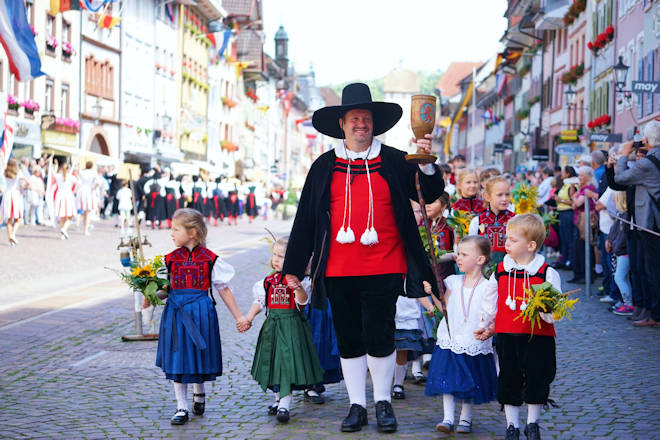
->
xmin=251 ymin=308 xmax=324 ymax=396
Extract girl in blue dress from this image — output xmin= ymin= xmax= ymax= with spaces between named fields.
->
xmin=156 ymin=208 xmax=249 ymax=425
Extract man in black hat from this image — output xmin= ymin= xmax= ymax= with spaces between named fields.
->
xmin=283 ymin=83 xmax=444 ymax=433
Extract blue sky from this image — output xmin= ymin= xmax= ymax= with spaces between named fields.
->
xmin=262 ymin=0 xmax=509 ymax=85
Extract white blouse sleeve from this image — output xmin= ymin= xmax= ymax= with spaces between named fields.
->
xmin=477 ymin=274 xmax=499 ymax=330
xmin=468 ymin=216 xmax=479 ymax=236
xmin=296 ymin=277 xmax=312 ymax=306
xmin=540 ymin=267 xmax=563 ymax=324
xmin=211 ymin=257 xmax=235 ymax=293
xmin=252 ymin=279 xmax=266 ymax=308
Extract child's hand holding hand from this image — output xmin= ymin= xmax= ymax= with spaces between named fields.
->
xmin=236 ymin=317 xmax=251 ymax=333
xmin=423 ymin=281 xmax=433 ymax=295
xmin=473 ymin=327 xmax=493 ymax=341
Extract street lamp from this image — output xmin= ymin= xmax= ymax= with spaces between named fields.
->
xmin=564 ymin=83 xmax=577 ymax=108
xmin=613 ymin=55 xmax=629 ymax=93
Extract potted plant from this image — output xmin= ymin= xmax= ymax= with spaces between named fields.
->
xmin=61 ymin=41 xmax=75 ymax=59
xmin=22 ymin=99 xmax=40 ymax=115
xmin=46 ymin=35 xmax=58 ymax=52
xmin=7 ymin=95 xmax=19 ymax=111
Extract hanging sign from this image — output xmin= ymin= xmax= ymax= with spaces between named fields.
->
xmin=632 ymin=81 xmax=660 ymax=93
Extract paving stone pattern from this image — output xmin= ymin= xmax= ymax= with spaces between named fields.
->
xmin=0 ymin=220 xmax=659 ymax=439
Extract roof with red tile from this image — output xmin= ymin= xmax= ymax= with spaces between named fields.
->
xmin=222 ymin=0 xmax=255 ymax=17
xmin=435 ymin=62 xmax=483 ymax=98
xmin=319 ymin=87 xmax=341 ymax=106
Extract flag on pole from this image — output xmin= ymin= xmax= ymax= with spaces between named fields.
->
xmin=0 ymin=1 xmax=45 ymax=82
xmin=165 ymin=3 xmax=174 ymax=23
xmin=50 ymin=0 xmax=81 ymax=14
xmin=97 ymin=13 xmax=121 ymax=29
xmin=0 ymin=114 xmax=15 ymax=167
xmin=80 ymin=0 xmax=112 ymax=12
xmin=206 ymin=30 xmax=232 ymax=58
xmin=496 ymin=73 xmax=508 ymax=96
xmin=481 ymin=108 xmax=492 ymax=120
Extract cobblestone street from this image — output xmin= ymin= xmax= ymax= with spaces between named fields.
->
xmin=0 ymin=219 xmax=659 ymax=439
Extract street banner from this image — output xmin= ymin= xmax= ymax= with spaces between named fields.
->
xmin=632 ymin=81 xmax=660 ymax=94
xmin=589 ymin=133 xmax=622 ymax=142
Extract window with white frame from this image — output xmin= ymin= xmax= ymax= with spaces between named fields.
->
xmin=45 ymin=79 xmax=53 ymax=113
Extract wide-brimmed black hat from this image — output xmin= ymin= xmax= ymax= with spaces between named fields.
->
xmin=312 ymin=83 xmax=402 ymax=139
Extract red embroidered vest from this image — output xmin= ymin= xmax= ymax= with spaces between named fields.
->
xmin=478 ymin=209 xmax=515 ymax=253
xmin=494 ymin=262 xmax=556 ymax=337
xmin=451 ymin=197 xmax=486 ymax=215
xmin=432 ymin=219 xmax=454 ymax=252
xmin=166 ymin=246 xmax=218 ymax=290
xmin=263 ymin=272 xmax=296 ymax=310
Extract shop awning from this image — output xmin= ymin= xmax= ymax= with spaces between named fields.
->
xmin=42 ymin=144 xmax=119 ymax=166
xmin=535 ymin=4 xmax=569 ymax=31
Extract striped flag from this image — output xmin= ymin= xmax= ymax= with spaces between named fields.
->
xmin=97 ymin=13 xmax=121 ymax=29
xmin=0 ymin=113 xmax=15 ymax=167
xmin=50 ymin=0 xmax=81 ymax=14
xmin=0 ymin=0 xmax=45 ymax=82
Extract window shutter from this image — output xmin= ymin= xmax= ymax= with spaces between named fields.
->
xmin=637 ymin=57 xmax=644 ymax=119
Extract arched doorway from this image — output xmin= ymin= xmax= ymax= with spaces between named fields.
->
xmin=89 ymin=133 xmax=110 ymax=156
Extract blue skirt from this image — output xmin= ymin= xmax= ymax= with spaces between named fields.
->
xmin=156 ymin=289 xmax=222 ymax=383
xmin=394 ymin=328 xmax=424 ymax=352
xmin=308 ymin=303 xmax=342 ymax=384
xmin=425 ymin=346 xmax=497 ymax=404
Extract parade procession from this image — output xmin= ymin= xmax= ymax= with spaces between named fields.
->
xmin=1 ymin=0 xmax=660 ymax=439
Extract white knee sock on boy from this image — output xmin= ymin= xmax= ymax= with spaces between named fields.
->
xmin=367 ymin=351 xmax=396 ymax=403
xmin=340 ymin=355 xmax=368 ymax=407
xmin=459 ymin=401 xmax=473 ymax=424
xmin=504 ymin=404 xmax=520 ymax=428
xmin=527 ymin=404 xmax=542 ymax=424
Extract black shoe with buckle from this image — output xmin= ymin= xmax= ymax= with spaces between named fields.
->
xmin=341 ymin=403 xmax=368 ymax=432
xmin=170 ymin=409 xmax=189 ymax=425
xmin=524 ymin=422 xmax=541 ymax=440
xmin=375 ymin=400 xmax=398 ymax=433
xmin=304 ymin=388 xmax=325 ymax=404
xmin=505 ymin=424 xmax=520 ymax=440
xmin=192 ymin=393 xmax=205 ymax=415
xmin=276 ymin=408 xmax=290 ymax=423
xmin=391 ymin=385 xmax=405 ymax=400
xmin=267 ymin=402 xmax=279 ymax=415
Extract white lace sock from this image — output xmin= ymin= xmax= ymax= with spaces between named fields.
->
xmin=459 ymin=401 xmax=473 ymax=424
xmin=442 ymin=394 xmax=456 ymax=424
xmin=278 ymin=393 xmax=292 ymax=411
xmin=273 ymin=392 xmax=280 ymax=405
xmin=504 ymin=404 xmax=520 ymax=428
xmin=340 ymin=356 xmax=368 ymax=407
xmin=393 ymin=364 xmax=407 ymax=387
xmin=411 ymin=358 xmax=423 ymax=376
xmin=192 ymin=383 xmax=204 ymax=402
xmin=527 ymin=404 xmax=542 ymax=424
xmin=367 ymin=351 xmax=396 ymax=403
xmin=173 ymin=382 xmax=188 ymax=411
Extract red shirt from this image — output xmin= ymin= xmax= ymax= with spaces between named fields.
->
xmin=494 ymin=262 xmax=556 ymax=337
xmin=452 ymin=197 xmax=486 ymax=215
xmin=166 ymin=246 xmax=218 ymax=290
xmin=326 ymin=155 xmax=407 ymax=277
xmin=478 ymin=209 xmax=515 ymax=253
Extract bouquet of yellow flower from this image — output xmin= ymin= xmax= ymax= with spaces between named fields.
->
xmin=514 ymin=281 xmax=579 ymax=337
xmin=110 ymin=255 xmax=169 ymax=306
xmin=418 ymin=225 xmax=450 ymax=260
xmin=511 ymin=183 xmax=539 ymax=214
xmin=446 ymin=210 xmax=474 ymax=238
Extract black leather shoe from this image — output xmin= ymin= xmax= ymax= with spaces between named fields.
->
xmin=524 ymin=422 xmax=541 ymax=440
xmin=267 ymin=402 xmax=279 ymax=415
xmin=391 ymin=385 xmax=405 ymax=400
xmin=276 ymin=408 xmax=290 ymax=423
xmin=505 ymin=424 xmax=520 ymax=440
xmin=170 ymin=409 xmax=189 ymax=425
xmin=304 ymin=388 xmax=325 ymax=404
xmin=375 ymin=400 xmax=398 ymax=433
xmin=341 ymin=403 xmax=368 ymax=432
xmin=192 ymin=393 xmax=205 ymax=415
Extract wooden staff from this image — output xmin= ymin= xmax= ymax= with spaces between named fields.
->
xmin=415 ymin=171 xmax=450 ymax=337
xmin=128 ymin=169 xmax=144 ymax=262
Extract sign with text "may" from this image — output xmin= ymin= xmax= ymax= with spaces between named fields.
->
xmin=589 ymin=133 xmax=622 ymax=143
xmin=632 ymin=81 xmax=660 ymax=93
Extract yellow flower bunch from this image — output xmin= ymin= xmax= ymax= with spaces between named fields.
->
xmin=515 ymin=198 xmax=536 ymax=214
xmin=511 ymin=183 xmax=539 ymax=214
xmin=109 ymin=255 xmax=169 ymax=307
xmin=514 ymin=281 xmax=579 ymax=337
xmin=446 ymin=210 xmax=474 ymax=238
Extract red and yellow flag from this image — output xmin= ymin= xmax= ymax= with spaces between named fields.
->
xmin=50 ymin=0 xmax=81 ymax=14
xmin=97 ymin=13 xmax=121 ymax=29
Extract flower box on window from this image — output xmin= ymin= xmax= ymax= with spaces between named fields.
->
xmin=61 ymin=41 xmax=75 ymax=59
xmin=7 ymin=95 xmax=19 ymax=111
xmin=587 ymin=114 xmax=611 ymax=131
xmin=22 ymin=99 xmax=40 ymax=115
xmin=46 ymin=35 xmax=58 ymax=52
xmin=54 ymin=117 xmax=81 ymax=134
xmin=221 ymin=140 xmax=238 ymax=152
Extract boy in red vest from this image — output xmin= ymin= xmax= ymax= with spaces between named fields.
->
xmin=474 ymin=214 xmax=562 ymax=440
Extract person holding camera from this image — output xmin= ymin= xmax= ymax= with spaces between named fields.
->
xmin=613 ymin=121 xmax=660 ymax=327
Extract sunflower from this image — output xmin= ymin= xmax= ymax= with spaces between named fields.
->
xmin=132 ymin=265 xmax=155 ymax=278
xmin=515 ymin=199 xmax=535 ymax=214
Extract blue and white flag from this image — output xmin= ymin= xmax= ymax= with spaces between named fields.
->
xmin=0 ymin=0 xmax=45 ymax=81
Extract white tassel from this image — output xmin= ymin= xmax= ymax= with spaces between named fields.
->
xmin=360 ymin=229 xmax=371 ymax=245
xmin=509 ymin=300 xmax=516 ymax=311
xmin=336 ymin=227 xmax=347 ymax=243
xmin=344 ymin=226 xmax=355 ymax=243
xmin=520 ymin=301 xmax=527 ymax=311
xmin=505 ymin=297 xmax=511 ymax=307
xmin=368 ymin=227 xmax=378 ymax=244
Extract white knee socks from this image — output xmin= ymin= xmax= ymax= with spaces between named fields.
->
xmin=340 ymin=355 xmax=368 ymax=407
xmin=459 ymin=402 xmax=473 ymax=424
xmin=173 ymin=382 xmax=188 ymax=411
xmin=504 ymin=404 xmax=520 ymax=428
xmin=367 ymin=351 xmax=396 ymax=403
xmin=411 ymin=357 xmax=423 ymax=376
xmin=527 ymin=404 xmax=542 ymax=424
xmin=394 ymin=364 xmax=407 ymax=387
xmin=278 ymin=393 xmax=292 ymax=411
xmin=192 ymin=383 xmax=204 ymax=402
xmin=442 ymin=394 xmax=456 ymax=424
